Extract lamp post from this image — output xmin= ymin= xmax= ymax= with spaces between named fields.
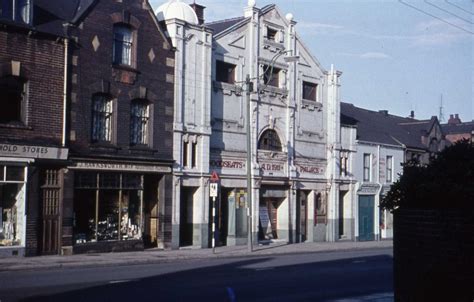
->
xmin=244 ymin=50 xmax=299 ymax=253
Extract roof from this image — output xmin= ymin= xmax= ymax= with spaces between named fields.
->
xmin=155 ymin=0 xmax=199 ymax=25
xmin=0 ymin=0 xmax=95 ymax=37
xmin=205 ymin=17 xmax=246 ymax=35
xmin=340 ymin=102 xmax=436 ymax=150
xmin=441 ymin=121 xmax=474 ymax=135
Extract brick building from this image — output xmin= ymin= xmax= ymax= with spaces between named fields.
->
xmin=0 ymin=0 xmax=69 ymax=256
xmin=62 ymin=0 xmax=176 ymax=254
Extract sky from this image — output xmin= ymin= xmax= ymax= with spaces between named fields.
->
xmin=151 ymin=0 xmax=473 ymax=122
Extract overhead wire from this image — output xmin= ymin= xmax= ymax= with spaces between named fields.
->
xmin=424 ymin=0 xmax=473 ymax=24
xmin=445 ymin=0 xmax=473 ymax=15
xmin=398 ymin=0 xmax=474 ymax=34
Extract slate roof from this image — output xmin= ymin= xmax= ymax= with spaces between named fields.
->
xmin=442 ymin=121 xmax=474 ymax=135
xmin=0 ymin=0 xmax=96 ymax=37
xmin=205 ymin=16 xmax=246 ymax=35
xmin=340 ymin=102 xmax=436 ymax=150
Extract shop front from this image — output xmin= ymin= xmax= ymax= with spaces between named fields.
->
xmin=69 ymin=160 xmax=172 ymax=254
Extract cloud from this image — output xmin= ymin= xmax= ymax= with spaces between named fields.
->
xmin=297 ymin=21 xmax=345 ymax=33
xmin=338 ymin=52 xmax=392 ymax=60
xmin=410 ymin=18 xmax=471 ymax=47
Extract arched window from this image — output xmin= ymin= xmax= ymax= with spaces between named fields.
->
xmin=130 ymin=99 xmax=150 ymax=145
xmin=258 ymin=129 xmax=282 ymax=151
xmin=0 ymin=75 xmax=26 ymax=124
xmin=91 ymin=94 xmax=113 ymax=142
xmin=113 ymin=24 xmax=133 ymax=66
xmin=0 ymin=0 xmax=31 ymax=24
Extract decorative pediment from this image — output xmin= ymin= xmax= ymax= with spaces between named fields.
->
xmin=229 ymin=36 xmax=246 ymax=49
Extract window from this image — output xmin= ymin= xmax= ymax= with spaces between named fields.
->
xmin=92 ymin=95 xmax=113 ymax=142
xmin=340 ymin=151 xmax=349 ymax=176
xmin=363 ymin=153 xmax=371 ymax=182
xmin=191 ymin=141 xmax=197 ymax=168
xmin=386 ymin=156 xmax=393 ymax=183
xmin=258 ymin=129 xmax=282 ymax=151
xmin=1 ymin=0 xmax=31 ymax=24
xmin=263 ymin=65 xmax=280 ymax=88
xmin=182 ymin=141 xmax=188 ymax=167
xmin=0 ymin=76 xmax=26 ymax=124
xmin=130 ymin=100 xmax=149 ymax=145
xmin=74 ymin=172 xmax=144 ymax=243
xmin=303 ymin=81 xmax=317 ymax=101
xmin=215 ymin=60 xmax=236 ymax=84
xmin=113 ymin=24 xmax=133 ymax=66
xmin=266 ymin=27 xmax=278 ymax=41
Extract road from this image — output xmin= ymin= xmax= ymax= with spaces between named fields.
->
xmin=0 ymin=248 xmax=393 ymax=302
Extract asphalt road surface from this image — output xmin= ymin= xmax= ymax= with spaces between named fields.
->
xmin=0 ymin=248 xmax=393 ymax=302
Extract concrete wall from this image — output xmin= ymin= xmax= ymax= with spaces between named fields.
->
xmin=394 ymin=209 xmax=474 ymax=301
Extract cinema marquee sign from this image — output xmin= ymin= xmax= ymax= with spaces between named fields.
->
xmin=0 ymin=144 xmax=68 ymax=160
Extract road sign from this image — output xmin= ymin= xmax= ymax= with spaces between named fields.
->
xmin=210 ymin=171 xmax=219 ymax=182
xmin=210 ymin=183 xmax=218 ymax=198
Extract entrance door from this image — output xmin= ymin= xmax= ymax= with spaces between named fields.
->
xmin=180 ymin=187 xmax=195 ymax=246
xmin=41 ymin=169 xmax=62 ymax=255
xmin=298 ymin=192 xmax=308 ymax=242
xmin=143 ymin=175 xmax=159 ymax=248
xmin=358 ymin=195 xmax=375 ymax=241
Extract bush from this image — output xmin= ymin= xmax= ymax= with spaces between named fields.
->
xmin=381 ymin=139 xmax=474 ymax=211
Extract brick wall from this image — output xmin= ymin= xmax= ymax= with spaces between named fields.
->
xmin=394 ymin=209 xmax=474 ymax=301
xmin=0 ymin=28 xmax=65 ymax=146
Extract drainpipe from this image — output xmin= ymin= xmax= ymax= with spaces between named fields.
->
xmin=62 ymin=38 xmax=69 ymax=147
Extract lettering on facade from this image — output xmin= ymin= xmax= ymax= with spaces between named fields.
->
xmin=297 ymin=165 xmax=324 ymax=174
xmin=73 ymin=162 xmax=171 ymax=173
xmin=261 ymin=163 xmax=283 ymax=171
xmin=0 ymin=144 xmax=68 ymax=160
xmin=209 ymin=160 xmax=245 ymax=169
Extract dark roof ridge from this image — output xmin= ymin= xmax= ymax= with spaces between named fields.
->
xmin=205 ymin=16 xmax=245 ymax=26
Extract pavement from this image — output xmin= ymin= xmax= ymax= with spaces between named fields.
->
xmin=0 ymin=240 xmax=392 ymax=272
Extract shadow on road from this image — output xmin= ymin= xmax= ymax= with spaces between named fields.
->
xmin=21 ymin=254 xmax=393 ymax=302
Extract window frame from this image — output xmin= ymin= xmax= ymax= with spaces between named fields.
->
xmin=302 ymin=81 xmax=317 ymax=102
xmin=215 ymin=60 xmax=236 ymax=84
xmin=258 ymin=129 xmax=282 ymax=152
xmin=113 ymin=24 xmax=134 ymax=67
xmin=91 ymin=94 xmax=114 ymax=143
xmin=363 ymin=153 xmax=371 ymax=182
xmin=0 ymin=75 xmax=27 ymax=125
xmin=386 ymin=155 xmax=393 ymax=183
xmin=1 ymin=0 xmax=31 ymax=24
xmin=263 ymin=65 xmax=280 ymax=88
xmin=130 ymin=99 xmax=150 ymax=146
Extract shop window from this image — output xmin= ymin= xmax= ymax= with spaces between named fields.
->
xmin=215 ymin=60 xmax=236 ymax=84
xmin=386 ymin=156 xmax=393 ymax=183
xmin=302 ymin=81 xmax=317 ymax=101
xmin=258 ymin=129 xmax=282 ymax=151
xmin=263 ymin=65 xmax=280 ymax=88
xmin=91 ymin=94 xmax=113 ymax=142
xmin=363 ymin=153 xmax=371 ymax=182
xmin=113 ymin=24 xmax=134 ymax=66
xmin=0 ymin=76 xmax=27 ymax=124
xmin=0 ymin=165 xmax=26 ymax=247
xmin=73 ymin=172 xmax=144 ymax=244
xmin=130 ymin=99 xmax=150 ymax=145
xmin=0 ymin=0 xmax=31 ymax=24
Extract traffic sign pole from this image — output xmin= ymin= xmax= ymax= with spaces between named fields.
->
xmin=212 ymin=196 xmax=216 ymax=254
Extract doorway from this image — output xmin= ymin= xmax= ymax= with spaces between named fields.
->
xmin=180 ymin=187 xmax=196 ymax=246
xmin=297 ymin=191 xmax=308 ymax=242
xmin=358 ymin=195 xmax=375 ymax=241
xmin=259 ymin=199 xmax=280 ymax=240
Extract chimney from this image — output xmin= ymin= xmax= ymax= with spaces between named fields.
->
xmin=410 ymin=110 xmax=415 ymax=119
xmin=448 ymin=113 xmax=461 ymax=125
xmin=190 ymin=2 xmax=205 ymax=25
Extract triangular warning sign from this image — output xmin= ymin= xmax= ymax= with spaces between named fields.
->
xmin=210 ymin=171 xmax=219 ymax=182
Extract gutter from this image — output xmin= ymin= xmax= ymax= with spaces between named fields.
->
xmin=62 ymin=37 xmax=69 ymax=147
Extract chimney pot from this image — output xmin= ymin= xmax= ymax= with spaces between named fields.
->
xmin=190 ymin=2 xmax=205 ymax=25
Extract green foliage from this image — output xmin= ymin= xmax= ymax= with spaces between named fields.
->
xmin=380 ymin=139 xmax=474 ymax=211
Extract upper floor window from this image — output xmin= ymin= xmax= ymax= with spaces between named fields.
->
xmin=340 ymin=151 xmax=349 ymax=177
xmin=263 ymin=65 xmax=280 ymax=88
xmin=215 ymin=60 xmax=236 ymax=84
xmin=113 ymin=24 xmax=133 ymax=66
xmin=363 ymin=153 xmax=371 ymax=182
xmin=92 ymin=94 xmax=113 ymax=142
xmin=130 ymin=100 xmax=149 ymax=145
xmin=267 ymin=28 xmax=278 ymax=41
xmin=0 ymin=75 xmax=26 ymax=124
xmin=386 ymin=156 xmax=393 ymax=183
xmin=303 ymin=81 xmax=317 ymax=101
xmin=0 ymin=0 xmax=31 ymax=24
xmin=258 ymin=129 xmax=282 ymax=151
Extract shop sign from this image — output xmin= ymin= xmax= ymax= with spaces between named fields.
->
xmin=73 ymin=161 xmax=171 ymax=173
xmin=297 ymin=165 xmax=324 ymax=174
xmin=260 ymin=163 xmax=284 ymax=171
xmin=0 ymin=144 xmax=68 ymax=160
xmin=210 ymin=160 xmax=245 ymax=169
